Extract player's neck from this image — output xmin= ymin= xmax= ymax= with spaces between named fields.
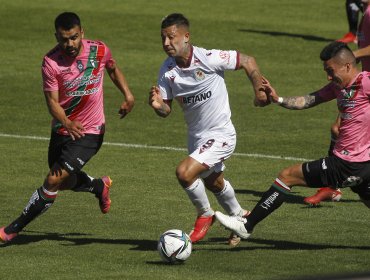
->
xmin=175 ymin=44 xmax=192 ymax=68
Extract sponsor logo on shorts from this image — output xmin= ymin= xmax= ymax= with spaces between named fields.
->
xmin=77 ymin=158 xmax=85 ymax=166
xmin=342 ymin=176 xmax=363 ymax=187
xmin=64 ymin=161 xmax=74 ymax=171
xmin=321 ymin=159 xmax=327 ymax=170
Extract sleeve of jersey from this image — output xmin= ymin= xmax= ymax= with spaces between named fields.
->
xmin=206 ymin=49 xmax=238 ymax=72
xmin=316 ymin=82 xmax=339 ymax=101
xmin=41 ymin=58 xmax=58 ymax=92
xmin=103 ymin=44 xmax=115 ymax=69
xmin=157 ymin=66 xmax=173 ymax=100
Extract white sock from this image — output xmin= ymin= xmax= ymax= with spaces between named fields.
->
xmin=214 ymin=179 xmax=243 ymax=216
xmin=184 ymin=179 xmax=213 ymax=216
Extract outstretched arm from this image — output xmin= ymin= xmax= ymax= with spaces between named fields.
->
xmin=106 ymin=61 xmax=135 ymax=119
xmin=238 ymin=53 xmax=270 ymax=107
xmin=263 ymin=77 xmax=324 ymax=110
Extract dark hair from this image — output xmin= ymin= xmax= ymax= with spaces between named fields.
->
xmin=54 ymin=12 xmax=81 ymax=30
xmin=320 ymin=41 xmax=352 ymax=62
xmin=161 ymin=13 xmax=189 ymax=29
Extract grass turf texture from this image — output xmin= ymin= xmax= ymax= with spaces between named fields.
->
xmin=1 ymin=0 xmax=370 ymax=279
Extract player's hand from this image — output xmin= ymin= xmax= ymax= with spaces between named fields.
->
xmin=119 ymin=95 xmax=135 ymax=119
xmin=261 ymin=77 xmax=279 ymax=104
xmin=253 ymin=76 xmax=271 ymax=107
xmin=148 ymin=86 xmax=163 ymax=110
xmin=64 ymin=120 xmax=85 ymax=140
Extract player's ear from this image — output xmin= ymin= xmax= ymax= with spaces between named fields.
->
xmin=80 ymin=27 xmax=84 ymax=39
xmin=184 ymin=32 xmax=190 ymax=43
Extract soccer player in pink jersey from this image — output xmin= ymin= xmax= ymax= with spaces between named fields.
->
xmin=216 ymin=41 xmax=370 ymax=239
xmin=149 ymin=13 xmax=269 ymax=246
xmin=0 ymin=12 xmax=134 ymax=243
xmin=305 ymin=0 xmax=370 ymax=205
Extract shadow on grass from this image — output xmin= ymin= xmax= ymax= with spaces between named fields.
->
xmin=0 ymin=230 xmax=158 ymax=250
xmin=205 ymin=237 xmax=370 ymax=251
xmin=238 ymin=28 xmax=334 ymax=42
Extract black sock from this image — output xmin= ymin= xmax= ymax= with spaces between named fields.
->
xmin=346 ymin=0 xmax=361 ymax=34
xmin=245 ymin=179 xmax=290 ymax=232
xmin=71 ymin=171 xmax=104 ymax=195
xmin=5 ymin=187 xmax=57 ymax=234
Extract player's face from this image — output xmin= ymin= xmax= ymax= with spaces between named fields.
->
xmin=161 ymin=25 xmax=189 ymax=57
xmin=323 ymin=59 xmax=349 ymax=88
xmin=55 ymin=25 xmax=84 ymax=57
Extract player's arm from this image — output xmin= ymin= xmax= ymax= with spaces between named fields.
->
xmin=106 ymin=61 xmax=135 ymax=119
xmin=148 ymin=86 xmax=172 ymax=117
xmin=238 ymin=53 xmax=269 ymax=107
xmin=43 ymin=90 xmax=85 ymax=140
xmin=263 ymin=78 xmax=324 ymax=109
xmin=353 ymin=45 xmax=370 ymax=59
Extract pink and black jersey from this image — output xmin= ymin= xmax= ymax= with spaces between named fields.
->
xmin=42 ymin=39 xmax=114 ymax=135
xmin=157 ymin=45 xmax=239 ymax=149
xmin=318 ymin=72 xmax=370 ymax=162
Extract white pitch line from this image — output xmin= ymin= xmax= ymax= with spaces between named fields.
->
xmin=0 ymin=132 xmax=312 ymax=162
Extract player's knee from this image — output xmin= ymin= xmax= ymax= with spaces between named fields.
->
xmin=176 ymin=166 xmax=193 ymax=186
xmin=44 ymin=174 xmax=61 ymax=190
xmin=277 ymin=168 xmax=295 ymax=186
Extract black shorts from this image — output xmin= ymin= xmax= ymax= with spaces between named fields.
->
xmin=302 ymin=155 xmax=370 ymax=200
xmin=48 ymin=131 xmax=104 ymax=174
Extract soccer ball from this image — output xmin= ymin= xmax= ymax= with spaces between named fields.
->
xmin=157 ymin=229 xmax=192 ymax=264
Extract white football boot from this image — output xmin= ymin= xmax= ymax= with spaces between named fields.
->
xmin=215 ymin=211 xmax=251 ymax=239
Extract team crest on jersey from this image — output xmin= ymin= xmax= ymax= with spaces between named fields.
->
xmin=342 ymin=88 xmax=355 ymax=99
xmin=76 ymin=60 xmax=84 ymax=72
xmin=194 ymin=69 xmax=205 ymax=81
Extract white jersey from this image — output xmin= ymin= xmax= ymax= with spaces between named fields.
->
xmin=157 ymin=45 xmax=238 ymax=151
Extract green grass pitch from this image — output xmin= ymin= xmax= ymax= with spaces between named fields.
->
xmin=1 ymin=1 xmax=369 ymax=279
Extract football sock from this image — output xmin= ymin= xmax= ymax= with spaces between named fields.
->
xmin=184 ymin=179 xmax=213 ymax=216
xmin=4 ymin=186 xmax=57 ymax=234
xmin=245 ymin=178 xmax=290 ymax=232
xmin=214 ymin=179 xmax=243 ymax=216
xmin=71 ymin=171 xmax=104 ymax=195
xmin=346 ymin=0 xmax=361 ymax=34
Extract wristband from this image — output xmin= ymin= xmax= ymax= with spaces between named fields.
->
xmin=277 ymin=97 xmax=283 ymax=105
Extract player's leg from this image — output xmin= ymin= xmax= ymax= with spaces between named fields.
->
xmin=216 ymin=156 xmax=348 ymax=239
xmin=215 ymin=162 xmax=306 ymax=239
xmin=56 ymin=133 xmax=112 ymax=213
xmin=304 ymin=116 xmax=342 ymax=206
xmin=203 ymin=170 xmax=250 ymax=246
xmin=203 ymin=171 xmax=245 ymax=217
xmin=176 ymin=156 xmax=215 ymax=243
xmin=338 ymin=0 xmax=361 ymax=43
xmin=0 ymin=163 xmax=67 ymax=242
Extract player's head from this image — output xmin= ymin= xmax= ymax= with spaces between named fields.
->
xmin=160 ymin=13 xmax=190 ymax=58
xmin=54 ymin=12 xmax=84 ymax=57
xmin=320 ymin=41 xmax=357 ymax=87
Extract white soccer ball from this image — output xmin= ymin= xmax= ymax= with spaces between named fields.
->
xmin=157 ymin=229 xmax=192 ymax=264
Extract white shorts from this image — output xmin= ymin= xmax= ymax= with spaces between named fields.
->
xmin=189 ymin=135 xmax=236 ymax=178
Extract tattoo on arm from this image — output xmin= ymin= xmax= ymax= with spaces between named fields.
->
xmin=280 ymin=95 xmax=318 ymax=110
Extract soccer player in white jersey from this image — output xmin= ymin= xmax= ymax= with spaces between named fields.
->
xmin=216 ymin=41 xmax=370 ymax=240
xmin=149 ymin=13 xmax=269 ymax=245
